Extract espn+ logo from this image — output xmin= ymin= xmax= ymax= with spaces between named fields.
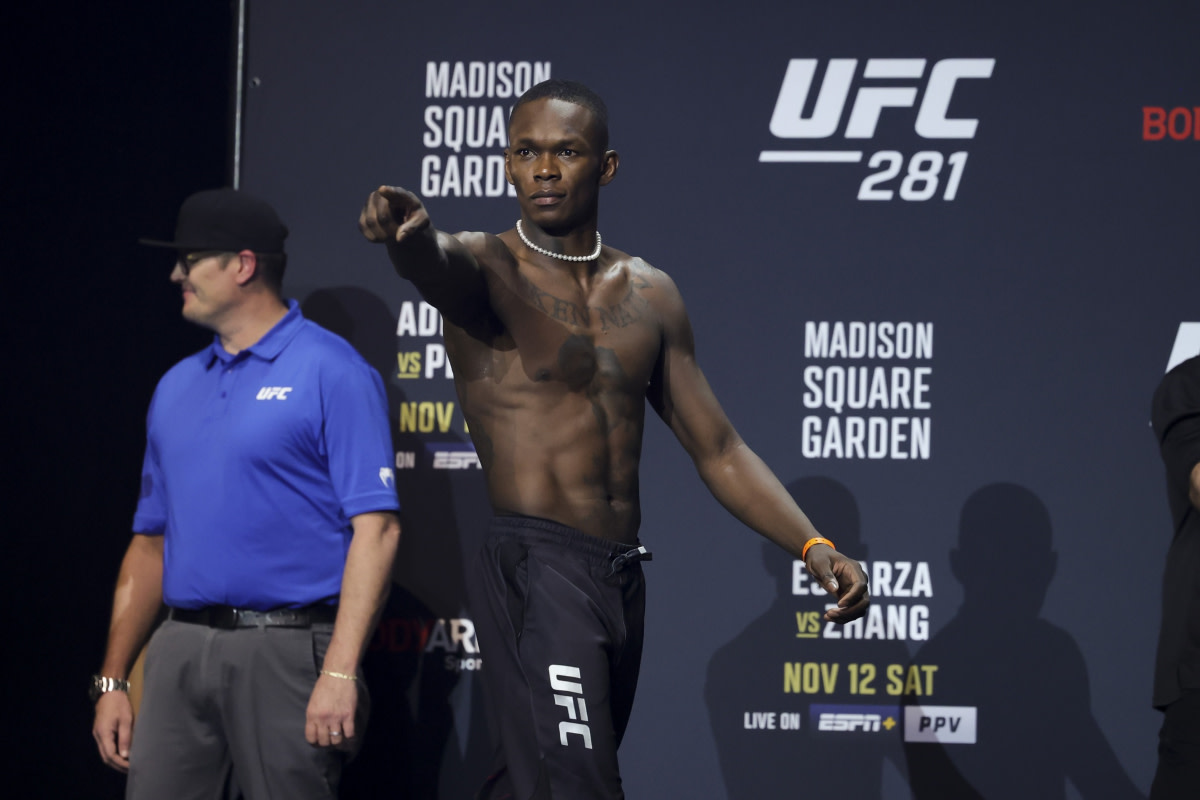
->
xmin=762 ymin=58 xmax=995 ymax=201
xmin=427 ymin=442 xmax=481 ymax=470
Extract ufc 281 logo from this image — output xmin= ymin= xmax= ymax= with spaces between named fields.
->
xmin=549 ymin=664 xmax=592 ymax=749
xmin=761 ymin=58 xmax=995 ymax=201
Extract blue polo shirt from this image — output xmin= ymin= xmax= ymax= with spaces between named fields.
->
xmin=133 ymin=300 xmax=400 ymax=610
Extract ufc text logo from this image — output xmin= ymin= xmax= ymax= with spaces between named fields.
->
xmin=761 ymin=58 xmax=995 ymax=201
xmin=256 ymin=386 xmax=292 ymax=400
xmin=549 ymin=664 xmax=592 ymax=749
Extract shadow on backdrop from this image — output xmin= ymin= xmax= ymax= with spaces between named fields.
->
xmin=303 ymin=287 xmax=492 ymax=798
xmin=902 ymin=482 xmax=1144 ymax=799
xmin=706 ymin=476 xmax=908 ymax=798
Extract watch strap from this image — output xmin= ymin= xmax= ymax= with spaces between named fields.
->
xmin=90 ymin=674 xmax=131 ymax=703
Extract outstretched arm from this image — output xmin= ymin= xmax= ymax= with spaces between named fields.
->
xmin=647 ymin=273 xmax=868 ymax=622
xmin=358 ymin=185 xmax=492 ymax=328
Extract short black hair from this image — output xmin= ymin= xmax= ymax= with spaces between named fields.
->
xmin=255 ymin=252 xmax=287 ymax=295
xmin=510 ymin=79 xmax=610 ymax=152
xmin=218 ymin=250 xmax=287 ymax=296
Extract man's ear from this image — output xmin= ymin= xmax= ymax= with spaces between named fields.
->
xmin=504 ymin=148 xmax=514 ymax=185
xmin=599 ymin=149 xmax=620 ymax=186
xmin=232 ymin=250 xmax=258 ymax=286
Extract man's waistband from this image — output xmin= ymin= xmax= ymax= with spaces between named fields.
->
xmin=168 ymin=604 xmax=338 ymax=629
xmin=489 ymin=513 xmax=652 ymax=573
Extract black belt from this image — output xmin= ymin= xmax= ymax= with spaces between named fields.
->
xmin=168 ymin=604 xmax=338 ymax=629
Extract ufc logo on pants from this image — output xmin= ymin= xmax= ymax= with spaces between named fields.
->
xmin=549 ymin=665 xmax=592 ymax=749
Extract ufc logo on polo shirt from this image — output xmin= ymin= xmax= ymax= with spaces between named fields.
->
xmin=549 ymin=664 xmax=593 ymax=749
xmin=256 ymin=386 xmax=293 ymax=400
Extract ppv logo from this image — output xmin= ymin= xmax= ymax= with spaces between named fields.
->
xmin=903 ymin=705 xmax=977 ymax=744
xmin=256 ymin=386 xmax=292 ymax=400
xmin=1167 ymin=323 xmax=1200 ymax=372
xmin=762 ymin=58 xmax=995 ymax=201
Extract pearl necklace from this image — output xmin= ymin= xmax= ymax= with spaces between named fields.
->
xmin=515 ymin=220 xmax=602 ymax=262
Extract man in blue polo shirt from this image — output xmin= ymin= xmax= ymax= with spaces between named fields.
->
xmin=90 ymin=188 xmax=401 ymax=800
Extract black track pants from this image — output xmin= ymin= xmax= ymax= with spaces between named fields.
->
xmin=471 ymin=515 xmax=650 ymax=800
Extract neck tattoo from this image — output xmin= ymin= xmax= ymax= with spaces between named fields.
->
xmin=516 ymin=220 xmax=602 ymax=262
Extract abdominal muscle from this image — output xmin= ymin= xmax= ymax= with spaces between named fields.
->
xmin=468 ymin=389 xmax=646 ymax=544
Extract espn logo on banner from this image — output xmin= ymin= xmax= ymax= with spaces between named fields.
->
xmin=903 ymin=705 xmax=977 ymax=744
xmin=811 ymin=704 xmax=899 ymax=733
xmin=426 ymin=442 xmax=482 ymax=470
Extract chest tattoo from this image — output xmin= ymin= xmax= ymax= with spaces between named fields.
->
xmin=519 ymin=273 xmax=654 ymax=332
xmin=593 ymin=278 xmax=652 ymax=332
xmin=520 ymin=279 xmax=591 ymax=327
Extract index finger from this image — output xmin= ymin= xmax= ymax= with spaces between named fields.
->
xmin=117 ymin=716 xmax=133 ymax=764
xmin=305 ymin=717 xmax=319 ymax=746
xmin=827 ymin=572 xmax=870 ymax=622
xmin=359 ymin=190 xmax=398 ymax=241
xmin=825 ymin=595 xmax=869 ymax=623
xmin=376 ymin=184 xmax=407 ymax=201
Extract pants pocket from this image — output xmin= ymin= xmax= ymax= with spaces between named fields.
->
xmin=497 ymin=540 xmax=531 ymax=641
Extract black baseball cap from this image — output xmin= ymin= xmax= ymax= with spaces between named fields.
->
xmin=139 ymin=188 xmax=288 ymax=254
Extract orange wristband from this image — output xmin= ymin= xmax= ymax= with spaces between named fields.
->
xmin=801 ymin=537 xmax=835 ymax=561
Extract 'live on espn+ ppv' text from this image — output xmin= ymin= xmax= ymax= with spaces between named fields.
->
xmin=742 ymin=705 xmax=975 ymax=744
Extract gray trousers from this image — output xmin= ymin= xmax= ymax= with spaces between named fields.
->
xmin=126 ymin=619 xmax=367 ymax=800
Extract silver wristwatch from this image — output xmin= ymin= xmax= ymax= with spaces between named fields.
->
xmin=89 ymin=674 xmax=130 ymax=704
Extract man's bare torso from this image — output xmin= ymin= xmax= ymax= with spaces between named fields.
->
xmin=443 ymin=230 xmax=665 ymax=543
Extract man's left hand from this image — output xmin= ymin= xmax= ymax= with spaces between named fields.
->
xmin=805 ymin=546 xmax=870 ymax=623
xmin=305 ymin=672 xmax=358 ymax=750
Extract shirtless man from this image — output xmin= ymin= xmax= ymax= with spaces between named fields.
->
xmin=360 ymin=79 xmax=869 ymax=799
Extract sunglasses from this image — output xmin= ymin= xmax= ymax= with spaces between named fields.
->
xmin=176 ymin=251 xmax=230 ymax=274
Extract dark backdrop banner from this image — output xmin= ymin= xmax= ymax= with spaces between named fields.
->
xmin=239 ymin=1 xmax=1198 ymax=796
